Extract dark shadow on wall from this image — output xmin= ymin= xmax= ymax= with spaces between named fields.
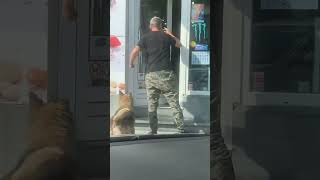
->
xmin=181 ymin=95 xmax=210 ymax=124
xmin=232 ymin=107 xmax=320 ymax=180
xmin=226 ymin=0 xmax=320 ymax=179
xmin=230 ymin=0 xmax=252 ymax=17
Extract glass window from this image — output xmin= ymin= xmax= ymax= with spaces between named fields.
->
xmin=109 ymin=0 xmax=126 ymax=95
xmin=251 ymin=23 xmax=315 ymax=93
xmin=0 ymin=0 xmax=48 ymax=173
xmin=0 ymin=0 xmax=48 ymax=104
xmin=90 ymin=0 xmax=108 ymax=88
xmin=188 ymin=0 xmax=210 ymax=92
xmin=250 ymin=3 xmax=320 ymax=94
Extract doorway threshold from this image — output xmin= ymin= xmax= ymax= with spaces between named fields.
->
xmin=135 ymin=117 xmax=210 ymax=134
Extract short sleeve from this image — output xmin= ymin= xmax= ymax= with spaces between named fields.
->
xmin=137 ymin=36 xmax=146 ymax=49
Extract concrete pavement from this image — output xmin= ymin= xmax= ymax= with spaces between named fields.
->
xmin=134 ymin=117 xmax=210 ymax=135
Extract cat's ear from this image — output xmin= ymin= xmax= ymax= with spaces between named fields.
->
xmin=29 ymin=92 xmax=44 ymax=107
xmin=119 ymin=91 xmax=124 ymax=96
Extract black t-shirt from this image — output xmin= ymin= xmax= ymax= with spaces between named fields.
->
xmin=137 ymin=31 xmax=176 ymax=73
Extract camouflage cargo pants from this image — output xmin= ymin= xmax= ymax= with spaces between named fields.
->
xmin=145 ymin=70 xmax=184 ymax=132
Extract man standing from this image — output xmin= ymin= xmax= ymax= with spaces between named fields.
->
xmin=129 ymin=16 xmax=184 ymax=134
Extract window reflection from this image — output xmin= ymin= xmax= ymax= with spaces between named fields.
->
xmin=251 ymin=17 xmax=320 ymax=93
xmin=188 ymin=0 xmax=210 ymax=92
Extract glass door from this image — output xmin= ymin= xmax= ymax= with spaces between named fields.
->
xmin=133 ymin=0 xmax=169 ymax=106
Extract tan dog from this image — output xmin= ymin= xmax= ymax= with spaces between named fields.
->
xmin=0 ymin=93 xmax=75 ymax=180
xmin=110 ymin=92 xmax=135 ymax=135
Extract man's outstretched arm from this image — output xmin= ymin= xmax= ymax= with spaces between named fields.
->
xmin=129 ymin=46 xmax=140 ymax=68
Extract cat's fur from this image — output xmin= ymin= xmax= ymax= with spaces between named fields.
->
xmin=0 ymin=93 xmax=75 ymax=180
xmin=110 ymin=92 xmax=135 ymax=135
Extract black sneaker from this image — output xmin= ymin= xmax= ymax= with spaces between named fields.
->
xmin=147 ymin=131 xmax=157 ymax=135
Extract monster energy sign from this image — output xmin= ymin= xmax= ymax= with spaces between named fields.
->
xmin=192 ymin=22 xmax=207 ymax=42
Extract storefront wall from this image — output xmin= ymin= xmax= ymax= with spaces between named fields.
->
xmin=122 ymin=0 xmax=211 ymax=124
xmin=115 ymin=1 xmax=210 ymax=123
xmin=222 ymin=0 xmax=320 ymax=177
xmin=0 ymin=0 xmax=49 ymax=173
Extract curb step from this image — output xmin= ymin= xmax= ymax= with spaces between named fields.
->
xmin=135 ymin=119 xmax=210 ymax=127
xmin=134 ymin=124 xmax=210 ymax=134
xmin=134 ymin=121 xmax=210 ymax=134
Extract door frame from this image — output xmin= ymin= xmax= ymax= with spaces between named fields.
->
xmin=220 ymin=0 xmax=245 ymax=149
xmin=75 ymin=0 xmax=107 ymax=141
